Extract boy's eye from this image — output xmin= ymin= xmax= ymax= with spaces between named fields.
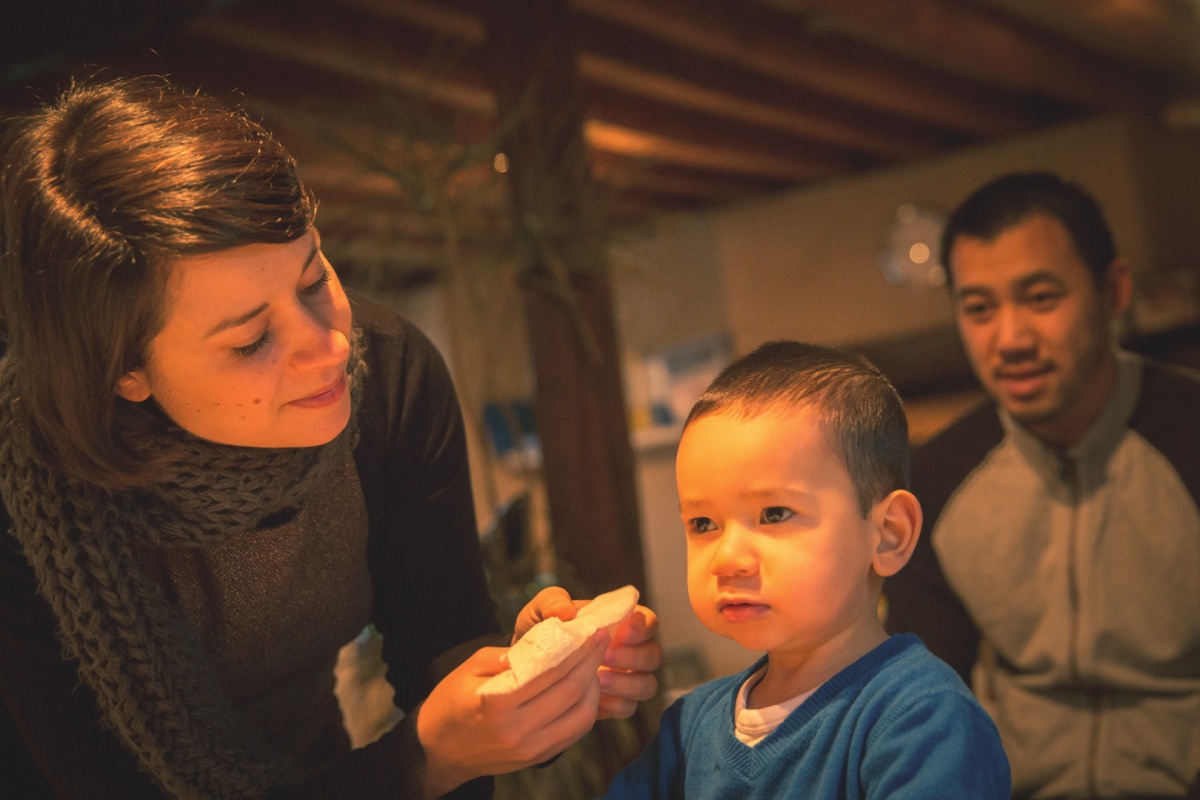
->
xmin=760 ymin=506 xmax=793 ymax=524
xmin=686 ymin=517 xmax=717 ymax=534
xmin=233 ymin=329 xmax=273 ymax=358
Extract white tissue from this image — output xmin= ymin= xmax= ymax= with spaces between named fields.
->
xmin=478 ymin=585 xmax=640 ymax=696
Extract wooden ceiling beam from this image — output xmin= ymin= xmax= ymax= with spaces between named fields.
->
xmin=755 ymin=0 xmax=1162 ymax=108
xmin=583 ymin=84 xmax=876 ymax=174
xmin=967 ymin=0 xmax=1200 ymax=88
xmin=336 ymin=0 xmax=967 ymax=159
xmin=569 ymin=0 xmax=1056 ymax=136
xmin=591 ymin=155 xmax=789 ymax=205
xmin=570 ymin=13 xmax=964 ymax=161
xmin=578 ymin=53 xmax=949 ymax=162
xmin=182 ymin=10 xmax=496 ymax=114
xmin=182 ymin=4 xmax=870 ymax=183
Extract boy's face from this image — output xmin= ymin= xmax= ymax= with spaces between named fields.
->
xmin=677 ymin=405 xmax=884 ymax=659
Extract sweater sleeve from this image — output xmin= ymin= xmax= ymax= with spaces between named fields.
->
xmin=0 ymin=507 xmax=168 ymax=799
xmin=599 ymin=697 xmax=685 ymax=800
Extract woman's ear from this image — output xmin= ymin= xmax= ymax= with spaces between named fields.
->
xmin=116 ymin=370 xmax=152 ymax=403
xmin=871 ymin=490 xmax=922 ymax=578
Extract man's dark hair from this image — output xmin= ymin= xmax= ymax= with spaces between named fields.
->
xmin=940 ymin=170 xmax=1116 ymax=288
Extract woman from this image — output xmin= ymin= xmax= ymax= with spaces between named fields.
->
xmin=0 ymin=75 xmax=659 ymax=799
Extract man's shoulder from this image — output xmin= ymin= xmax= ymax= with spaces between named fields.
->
xmin=1129 ymin=357 xmax=1200 ymax=495
xmin=910 ymin=401 xmax=1004 ymax=502
xmin=914 ymin=401 xmax=1002 ymax=460
xmin=1134 ymin=358 xmax=1200 ymax=420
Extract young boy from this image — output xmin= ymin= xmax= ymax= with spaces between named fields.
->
xmin=603 ymin=341 xmax=1010 ymax=799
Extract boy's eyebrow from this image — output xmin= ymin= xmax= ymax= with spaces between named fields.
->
xmin=203 ymin=238 xmax=321 ymax=339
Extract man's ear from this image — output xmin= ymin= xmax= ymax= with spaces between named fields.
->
xmin=1103 ymin=258 xmax=1133 ymax=320
xmin=871 ymin=489 xmax=922 ymax=578
xmin=116 ymin=370 xmax=152 ymax=403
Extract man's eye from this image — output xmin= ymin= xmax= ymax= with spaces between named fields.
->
xmin=959 ymin=301 xmax=993 ymax=321
xmin=1027 ymin=291 xmax=1062 ymax=311
xmin=760 ymin=507 xmax=794 ymax=524
xmin=687 ymin=517 xmax=717 ymax=534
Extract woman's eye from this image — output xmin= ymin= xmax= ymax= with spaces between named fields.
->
xmin=760 ymin=506 xmax=794 ymax=524
xmin=687 ymin=517 xmax=717 ymax=534
xmin=301 ymin=267 xmax=333 ymax=297
xmin=233 ymin=329 xmax=273 ymax=358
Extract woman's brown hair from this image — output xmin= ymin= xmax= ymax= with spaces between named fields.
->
xmin=0 ymin=74 xmax=315 ymax=489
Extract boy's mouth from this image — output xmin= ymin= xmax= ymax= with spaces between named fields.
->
xmin=718 ymin=600 xmax=769 ymax=623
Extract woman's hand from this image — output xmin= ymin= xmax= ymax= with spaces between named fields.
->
xmin=416 ymin=627 xmax=609 ymax=799
xmin=514 ymin=587 xmax=663 ymax=720
xmin=598 ymin=605 xmax=661 ymax=719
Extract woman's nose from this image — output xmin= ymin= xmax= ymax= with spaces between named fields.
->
xmin=289 ymin=303 xmax=350 ymax=369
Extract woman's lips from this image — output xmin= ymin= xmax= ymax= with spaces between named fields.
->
xmin=290 ymin=373 xmax=347 ymax=408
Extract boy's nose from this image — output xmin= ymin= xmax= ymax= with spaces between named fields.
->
xmin=710 ymin=528 xmax=757 ymax=577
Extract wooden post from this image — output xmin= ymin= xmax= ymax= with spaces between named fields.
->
xmin=482 ymin=0 xmax=647 ymax=599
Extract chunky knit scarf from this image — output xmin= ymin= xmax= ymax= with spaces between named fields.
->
xmin=0 ymin=339 xmax=367 ymax=799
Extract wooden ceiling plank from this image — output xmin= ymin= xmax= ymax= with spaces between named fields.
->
xmin=184 ymin=14 xmax=497 ymax=113
xmin=584 ymin=119 xmax=848 ymax=181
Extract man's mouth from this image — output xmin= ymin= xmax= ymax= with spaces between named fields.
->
xmin=993 ymin=363 xmax=1053 ymax=399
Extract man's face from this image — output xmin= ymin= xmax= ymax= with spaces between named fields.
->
xmin=949 ymin=214 xmax=1125 ymax=448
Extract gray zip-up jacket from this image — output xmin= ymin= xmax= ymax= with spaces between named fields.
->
xmin=887 ymin=352 xmax=1200 ymax=799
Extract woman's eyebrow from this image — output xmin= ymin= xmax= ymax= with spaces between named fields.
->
xmin=204 ymin=238 xmax=320 ymax=339
xmin=205 ymin=301 xmax=269 ymax=339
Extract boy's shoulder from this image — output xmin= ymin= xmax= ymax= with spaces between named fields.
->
xmin=854 ymin=634 xmax=975 ymax=695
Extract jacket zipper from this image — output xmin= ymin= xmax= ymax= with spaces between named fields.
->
xmin=1062 ymin=456 xmax=1100 ymax=798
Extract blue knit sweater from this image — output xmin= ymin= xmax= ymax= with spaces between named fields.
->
xmin=602 ymin=634 xmax=1010 ymax=799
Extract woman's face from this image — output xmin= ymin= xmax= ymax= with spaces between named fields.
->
xmin=118 ymin=229 xmax=354 ymax=448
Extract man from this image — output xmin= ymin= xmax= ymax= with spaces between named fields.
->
xmin=885 ymin=171 xmax=1200 ymax=800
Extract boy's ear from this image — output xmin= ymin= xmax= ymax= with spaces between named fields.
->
xmin=871 ymin=489 xmax=922 ymax=578
xmin=116 ymin=370 xmax=152 ymax=403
